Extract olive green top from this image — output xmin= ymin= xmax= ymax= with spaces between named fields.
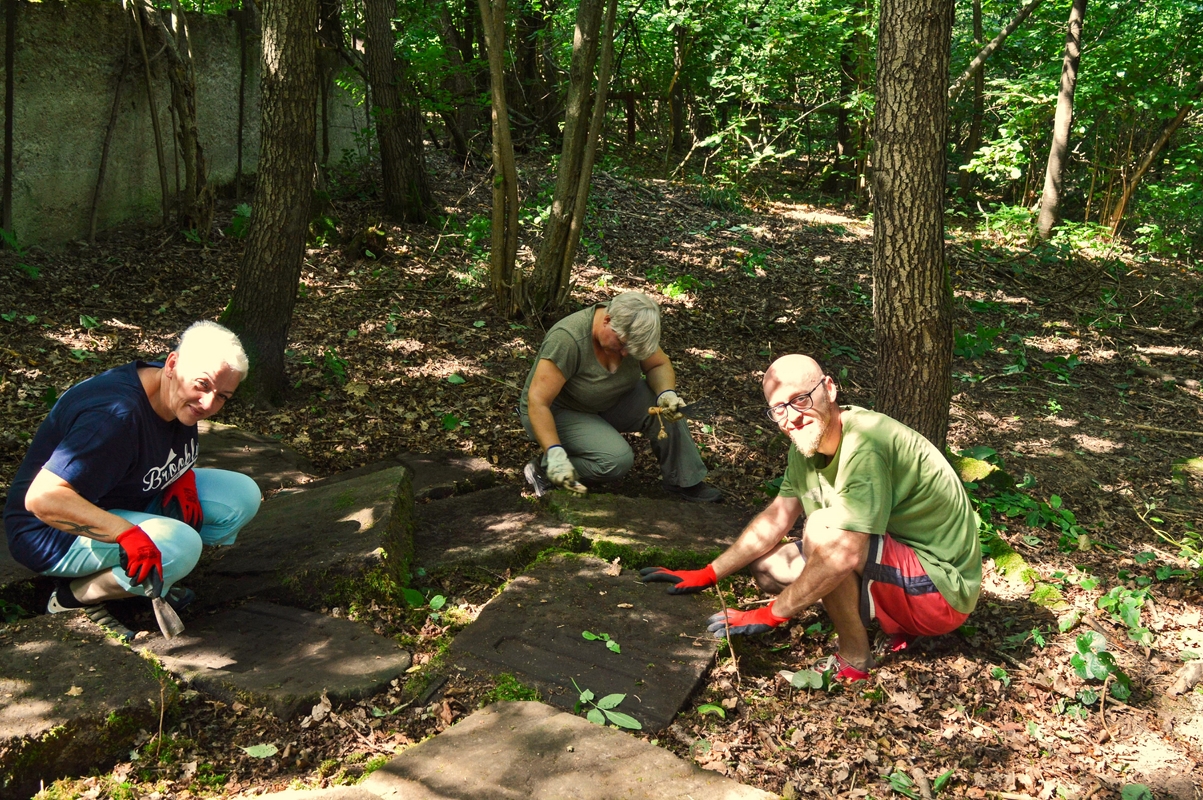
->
xmin=519 ymin=304 xmax=643 ymax=416
xmin=778 ymin=406 xmax=982 ymax=614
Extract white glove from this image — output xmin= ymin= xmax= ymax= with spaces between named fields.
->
xmin=656 ymin=390 xmax=687 ymax=423
xmin=546 ymin=446 xmax=586 ymax=493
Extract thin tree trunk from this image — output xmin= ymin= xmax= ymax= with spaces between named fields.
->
xmin=2 ymin=0 xmax=14 ymax=236
xmin=478 ymin=0 xmax=520 ymax=316
xmin=1036 ymin=0 xmax=1086 ymax=239
xmin=957 ymin=0 xmax=984 ymax=202
xmin=948 ymin=0 xmax=1044 ymax=101
xmin=132 ymin=4 xmax=171 ymax=226
xmin=223 ymin=0 xmax=317 ymax=403
xmin=431 ymin=0 xmax=479 ymax=156
xmin=873 ymin=0 xmax=955 ymax=449
xmin=525 ymin=0 xmax=607 ymax=316
xmin=1108 ymin=76 xmax=1203 ymax=234
xmin=365 ymin=0 xmax=435 ymax=222
xmin=235 ymin=0 xmax=252 ymax=200
xmin=90 ymin=23 xmax=133 ymax=243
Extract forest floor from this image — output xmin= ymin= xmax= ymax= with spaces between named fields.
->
xmin=2 ymin=148 xmax=1203 ymax=800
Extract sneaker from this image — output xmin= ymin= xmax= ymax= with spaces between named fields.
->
xmin=818 ymin=653 xmax=872 ymax=683
xmin=83 ymin=604 xmax=136 ymax=643
xmin=523 ymin=458 xmax=552 ymax=498
xmin=164 ymin=585 xmax=196 ymax=613
xmin=663 ymin=481 xmax=723 ymax=503
xmin=47 ymin=590 xmax=91 ymax=614
xmin=888 ymin=633 xmax=916 ymax=654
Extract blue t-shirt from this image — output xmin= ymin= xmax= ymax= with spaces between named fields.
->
xmin=3 ymin=361 xmax=199 ymax=572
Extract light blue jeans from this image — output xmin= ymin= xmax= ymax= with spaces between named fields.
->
xmin=43 ymin=468 xmax=261 ymax=596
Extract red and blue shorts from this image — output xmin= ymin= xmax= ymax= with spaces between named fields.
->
xmin=857 ymin=533 xmax=968 ymax=637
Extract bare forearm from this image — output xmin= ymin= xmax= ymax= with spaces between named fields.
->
xmin=25 ymin=470 xmax=129 ymax=542
xmin=527 ymin=401 xmax=562 ymax=453
xmin=645 ymin=362 xmax=676 ymax=396
xmin=710 ymin=507 xmax=794 ymax=579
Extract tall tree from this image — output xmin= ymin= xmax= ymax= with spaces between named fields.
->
xmin=223 ymin=0 xmax=318 ymax=403
xmin=364 ymin=0 xmax=435 ymax=222
xmin=947 ymin=0 xmax=1045 ymax=101
xmin=872 ymin=0 xmax=955 ymax=449
xmin=1036 ymin=0 xmax=1087 ymax=239
xmin=478 ymin=0 xmax=521 ymax=316
xmin=524 ymin=0 xmax=618 ymax=317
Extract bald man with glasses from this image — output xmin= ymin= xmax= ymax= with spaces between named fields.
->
xmin=641 ymin=354 xmax=981 ymax=682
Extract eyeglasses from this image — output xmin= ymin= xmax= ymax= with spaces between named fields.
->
xmin=764 ymin=377 xmax=826 ymax=423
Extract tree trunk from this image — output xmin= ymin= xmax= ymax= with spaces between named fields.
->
xmin=872 ymin=0 xmax=954 ymax=450
xmin=1107 ymin=76 xmax=1203 ymax=234
xmin=431 ymin=0 xmax=480 ymax=156
xmin=2 ymin=0 xmax=14 ymax=236
xmin=668 ymin=24 xmax=686 ymax=154
xmin=956 ymin=0 xmax=984 ymax=202
xmin=478 ymin=0 xmax=520 ymax=316
xmin=364 ymin=0 xmax=435 ymax=222
xmin=948 ymin=0 xmax=1044 ymax=101
xmin=317 ymin=0 xmax=343 ymax=167
xmin=222 ymin=0 xmax=317 ymax=404
xmin=524 ymin=0 xmax=614 ymax=317
xmin=1036 ymin=0 xmax=1086 ymax=239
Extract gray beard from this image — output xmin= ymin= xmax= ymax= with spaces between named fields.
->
xmin=790 ymin=419 xmax=825 ymax=458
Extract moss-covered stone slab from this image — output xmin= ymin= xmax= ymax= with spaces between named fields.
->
xmin=0 ymin=615 xmax=161 ymax=800
xmin=361 ymin=701 xmax=777 ymax=800
xmin=141 ymin=602 xmax=411 ymax=721
xmin=197 ymin=420 xmax=318 ymax=492
xmin=450 ymin=555 xmax=719 ymax=732
xmin=188 ymin=466 xmax=414 ymax=608
xmin=413 ymin=486 xmax=572 ymax=573
xmin=316 ymin=450 xmax=495 ymax=502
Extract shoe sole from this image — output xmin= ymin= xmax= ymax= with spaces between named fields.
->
xmin=523 ymin=462 xmax=549 ymax=498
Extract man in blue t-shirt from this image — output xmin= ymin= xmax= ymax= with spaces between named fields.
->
xmin=4 ymin=321 xmax=261 ymax=616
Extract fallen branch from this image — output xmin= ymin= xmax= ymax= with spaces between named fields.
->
xmin=1102 ymin=418 xmax=1203 ymax=438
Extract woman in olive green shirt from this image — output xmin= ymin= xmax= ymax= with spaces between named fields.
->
xmin=519 ymin=292 xmax=720 ymax=502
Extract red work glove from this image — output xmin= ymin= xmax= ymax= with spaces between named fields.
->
xmin=639 ymin=564 xmax=717 ymax=594
xmin=116 ymin=524 xmax=163 ymax=585
xmin=161 ymin=468 xmax=203 ymax=529
xmin=706 ymin=603 xmax=791 ymax=638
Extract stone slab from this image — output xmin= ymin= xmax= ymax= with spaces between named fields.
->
xmin=0 ymin=615 xmax=161 ymax=800
xmin=188 ymin=466 xmax=414 ymax=607
xmin=413 ymin=485 xmax=571 ymax=572
xmin=546 ymin=492 xmax=756 ymax=560
xmin=362 ymin=701 xmax=776 ymax=800
xmin=260 ymin=789 xmax=382 ymax=800
xmin=198 ymin=420 xmax=318 ymax=493
xmin=450 ymin=555 xmax=718 ymax=732
xmin=315 ymin=450 xmax=495 ymax=502
xmin=141 ymin=602 xmax=411 ymax=721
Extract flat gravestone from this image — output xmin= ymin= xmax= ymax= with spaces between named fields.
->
xmin=259 ymin=789 xmax=382 ymax=800
xmin=188 ymin=465 xmax=414 ymax=608
xmin=316 ymin=450 xmax=495 ymax=502
xmin=546 ymin=492 xmax=756 ymax=558
xmin=141 ymin=602 xmax=411 ymax=720
xmin=0 ymin=615 xmax=161 ymax=799
xmin=362 ymin=701 xmax=776 ymax=800
xmin=451 ymin=555 xmax=718 ymax=732
xmin=197 ymin=420 xmax=317 ymax=492
xmin=413 ymin=485 xmax=571 ymax=572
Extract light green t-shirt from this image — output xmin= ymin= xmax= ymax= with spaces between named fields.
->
xmin=519 ymin=304 xmax=643 ymax=416
xmin=778 ymin=406 xmax=982 ymax=614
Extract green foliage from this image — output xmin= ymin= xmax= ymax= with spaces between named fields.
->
xmin=226 ymin=203 xmax=252 ymax=239
xmin=481 ymin=673 xmax=541 ymax=704
xmin=697 ymin=703 xmax=726 ymax=718
xmin=1 ymin=228 xmax=39 ymax=279
xmin=582 ymin=630 xmax=621 ymax=653
xmin=571 ymin=679 xmax=641 ymax=730
xmin=886 ymin=769 xmax=920 ymax=799
xmin=953 ymin=325 xmax=1003 ymax=360
xmin=1097 ymin=585 xmax=1153 ymax=646
xmin=323 ymin=349 xmax=349 ymax=385
xmin=1069 ymin=632 xmax=1132 ymax=700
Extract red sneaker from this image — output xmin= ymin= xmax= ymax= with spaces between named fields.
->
xmin=888 ymin=633 xmax=916 ymax=654
xmin=819 ymin=653 xmax=871 ymax=683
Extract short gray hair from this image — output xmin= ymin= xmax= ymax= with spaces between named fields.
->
xmin=175 ymin=321 xmax=249 ymax=376
xmin=608 ymin=292 xmax=661 ymax=360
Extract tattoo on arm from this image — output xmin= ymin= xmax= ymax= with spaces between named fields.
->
xmin=56 ymin=521 xmax=100 ymax=537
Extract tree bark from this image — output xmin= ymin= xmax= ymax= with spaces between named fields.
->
xmin=948 ymin=0 xmax=1044 ymax=101
xmin=872 ymin=0 xmax=954 ymax=450
xmin=222 ymin=0 xmax=317 ymax=403
xmin=431 ymin=0 xmax=481 ymax=156
xmin=1036 ymin=0 xmax=1086 ymax=239
xmin=478 ymin=0 xmax=520 ymax=316
xmin=364 ymin=0 xmax=435 ymax=222
xmin=131 ymin=3 xmax=171 ymax=226
xmin=1107 ymin=76 xmax=1203 ymax=234
xmin=317 ymin=0 xmax=343 ymax=167
xmin=524 ymin=0 xmax=612 ymax=317
xmin=956 ymin=0 xmax=984 ymax=202
xmin=2 ymin=0 xmax=14 ymax=236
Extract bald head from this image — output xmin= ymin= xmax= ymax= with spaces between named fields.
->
xmin=763 ymin=354 xmax=824 ymax=403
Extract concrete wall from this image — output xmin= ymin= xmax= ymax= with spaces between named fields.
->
xmin=1 ymin=0 xmax=367 ymax=246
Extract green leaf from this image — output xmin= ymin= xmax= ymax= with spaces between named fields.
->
xmin=242 ymin=744 xmax=278 ymax=758
xmin=429 ymin=595 xmax=446 ymax=611
xmin=602 ymin=710 xmax=642 ymax=730
xmin=606 ymin=640 xmax=621 ymax=654
xmin=932 ymin=769 xmax=954 ymax=793
xmin=79 ymin=314 xmax=99 ymax=329
xmin=582 ymin=631 xmax=599 ymax=640
xmin=790 ymin=669 xmax=824 ymax=689
xmin=697 ymin=703 xmax=726 ymax=719
xmin=446 ymin=374 xmax=466 ymax=384
xmin=441 ymin=413 xmax=461 ymax=431
xmin=578 ymin=688 xmax=594 ymax=703
xmin=473 ymin=320 xmax=486 ymax=328
xmin=402 ymin=588 xmax=426 ymax=608
xmin=1121 ymin=785 xmax=1153 ymax=800
xmin=586 ymin=708 xmax=605 ymax=725
xmin=596 ymin=693 xmax=626 ymax=710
